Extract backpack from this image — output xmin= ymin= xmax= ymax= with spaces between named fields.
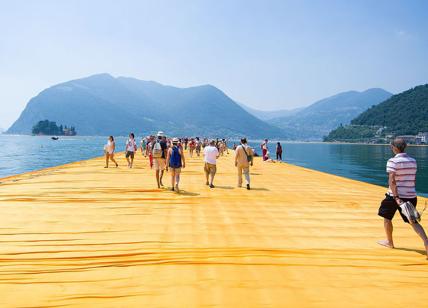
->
xmin=152 ymin=141 xmax=162 ymax=158
xmin=169 ymin=146 xmax=182 ymax=168
xmin=242 ymin=145 xmax=253 ymax=163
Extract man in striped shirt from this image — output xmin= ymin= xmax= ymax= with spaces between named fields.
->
xmin=377 ymin=138 xmax=428 ymax=258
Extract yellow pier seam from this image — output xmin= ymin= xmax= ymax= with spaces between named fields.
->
xmin=0 ymin=152 xmax=427 ymax=307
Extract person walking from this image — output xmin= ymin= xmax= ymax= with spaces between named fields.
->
xmin=189 ymin=138 xmax=196 ymax=157
xmin=152 ymin=131 xmax=168 ymax=188
xmin=219 ymin=140 xmax=225 ymax=156
xmin=203 ymin=140 xmax=219 ymax=188
xmin=276 ymin=142 xmax=283 ymax=161
xmin=195 ymin=137 xmax=202 ymax=157
xmin=104 ymin=136 xmax=118 ymax=168
xmin=223 ymin=138 xmax=229 ymax=154
xmin=235 ymin=138 xmax=254 ymax=190
xmin=140 ymin=136 xmax=147 ymax=157
xmin=203 ymin=138 xmax=209 ymax=149
xmin=261 ymin=139 xmax=268 ymax=161
xmin=166 ymin=138 xmax=186 ymax=192
xmin=125 ymin=133 xmax=137 ymax=168
xmin=146 ymin=135 xmax=155 ymax=169
xmin=377 ymin=138 xmax=428 ymax=258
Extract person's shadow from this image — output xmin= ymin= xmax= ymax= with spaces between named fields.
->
xmin=394 ymin=247 xmax=426 ymax=256
xmin=250 ymin=187 xmax=270 ymax=191
xmin=214 ymin=185 xmax=234 ymax=190
xmin=174 ymin=190 xmax=200 ymax=196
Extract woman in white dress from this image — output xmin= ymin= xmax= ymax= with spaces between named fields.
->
xmin=104 ymin=136 xmax=118 ymax=168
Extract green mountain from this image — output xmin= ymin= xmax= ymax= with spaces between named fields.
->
xmin=323 ymin=125 xmax=382 ymax=142
xmin=351 ymin=84 xmax=428 ymax=134
xmin=7 ymin=74 xmax=285 ymax=138
xmin=269 ymin=88 xmax=392 ymax=140
xmin=325 ymin=84 xmax=428 ymax=141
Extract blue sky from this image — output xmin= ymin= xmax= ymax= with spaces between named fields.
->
xmin=0 ymin=0 xmax=427 ymax=128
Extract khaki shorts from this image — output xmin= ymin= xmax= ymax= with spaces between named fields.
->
xmin=153 ymin=158 xmax=166 ymax=171
xmin=170 ymin=167 xmax=181 ymax=175
xmin=204 ymin=163 xmax=217 ymax=176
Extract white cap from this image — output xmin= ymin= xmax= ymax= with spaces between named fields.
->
xmin=172 ymin=137 xmax=179 ymax=143
xmin=157 ymin=131 xmax=165 ymax=137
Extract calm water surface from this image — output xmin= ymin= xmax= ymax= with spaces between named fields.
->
xmin=248 ymin=141 xmax=428 ymax=197
xmin=0 ymin=135 xmax=427 ymax=196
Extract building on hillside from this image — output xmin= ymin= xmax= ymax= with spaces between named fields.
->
xmin=396 ymin=135 xmax=416 ymax=144
xmin=384 ymin=134 xmax=394 ymax=143
xmin=375 ymin=126 xmax=386 ymax=137
xmin=416 ymin=132 xmax=428 ymax=145
xmin=63 ymin=127 xmax=76 ymax=136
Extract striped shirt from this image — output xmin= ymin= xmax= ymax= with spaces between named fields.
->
xmin=386 ymin=153 xmax=417 ymax=198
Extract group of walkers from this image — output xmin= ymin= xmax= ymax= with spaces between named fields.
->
xmin=105 ymin=134 xmax=428 ymax=258
xmin=104 ymin=132 xmax=255 ymax=192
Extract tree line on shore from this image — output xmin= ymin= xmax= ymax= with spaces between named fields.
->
xmin=32 ymin=120 xmax=76 ymax=136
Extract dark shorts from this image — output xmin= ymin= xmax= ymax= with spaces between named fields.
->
xmin=378 ymin=194 xmax=417 ymax=223
xmin=126 ymin=151 xmax=135 ymax=159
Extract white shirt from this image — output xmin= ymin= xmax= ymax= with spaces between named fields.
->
xmin=106 ymin=140 xmax=114 ymax=154
xmin=126 ymin=139 xmax=137 ymax=152
xmin=203 ymin=145 xmax=219 ymax=165
xmin=386 ymin=153 xmax=417 ymax=198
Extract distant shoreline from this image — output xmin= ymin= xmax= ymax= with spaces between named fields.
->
xmin=2 ymin=134 xmax=428 ymax=147
xmin=321 ymin=141 xmax=428 ymax=147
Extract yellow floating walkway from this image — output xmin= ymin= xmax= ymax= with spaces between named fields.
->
xmin=0 ymin=151 xmax=427 ymax=307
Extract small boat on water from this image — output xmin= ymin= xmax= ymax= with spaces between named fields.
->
xmin=51 ymin=137 xmax=59 ymax=140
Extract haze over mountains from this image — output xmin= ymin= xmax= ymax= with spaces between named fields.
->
xmin=237 ymin=103 xmax=303 ymax=121
xmin=7 ymin=74 xmax=392 ymax=140
xmin=268 ymin=88 xmax=392 ymax=139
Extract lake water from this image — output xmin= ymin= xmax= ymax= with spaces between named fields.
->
xmin=0 ymin=135 xmax=427 ymax=197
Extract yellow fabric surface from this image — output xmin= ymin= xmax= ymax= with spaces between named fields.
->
xmin=0 ymin=151 xmax=427 ymax=307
